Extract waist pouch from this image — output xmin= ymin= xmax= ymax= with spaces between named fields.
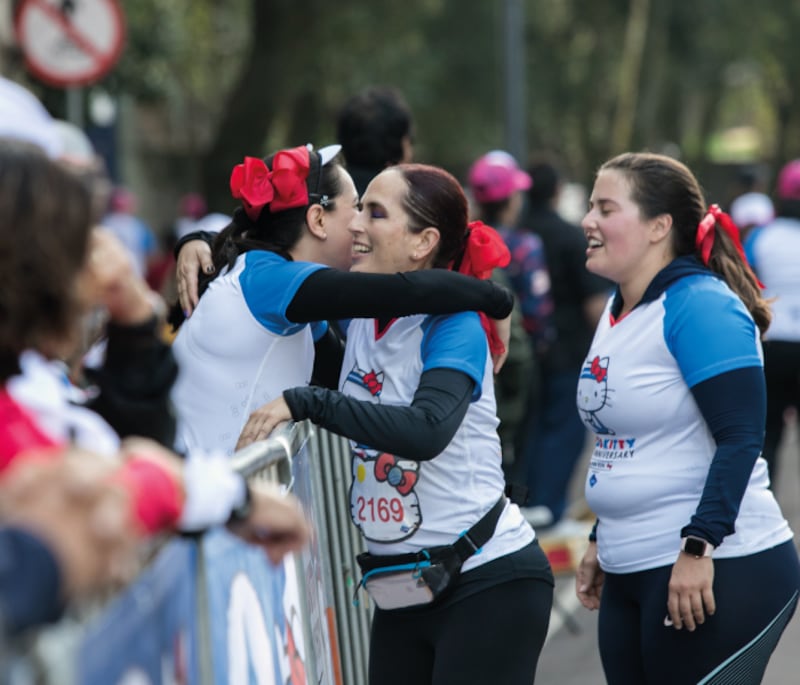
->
xmin=355 ymin=496 xmax=506 ymax=610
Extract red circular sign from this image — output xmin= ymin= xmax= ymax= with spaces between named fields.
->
xmin=14 ymin=0 xmax=126 ymax=88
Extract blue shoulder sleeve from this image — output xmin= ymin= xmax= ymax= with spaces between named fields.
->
xmin=239 ymin=252 xmax=328 ymax=337
xmin=663 ymin=275 xmax=762 ymax=388
xmin=420 ymin=311 xmax=487 ymax=401
xmin=743 ymin=227 xmax=763 ymax=271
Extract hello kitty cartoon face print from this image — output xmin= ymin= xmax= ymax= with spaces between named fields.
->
xmin=343 ymin=362 xmax=422 ymax=543
xmin=577 ymin=355 xmax=615 ymax=435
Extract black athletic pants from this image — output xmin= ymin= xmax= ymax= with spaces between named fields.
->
xmin=598 ymin=540 xmax=800 ymax=684
xmin=368 ymin=575 xmax=553 ymax=685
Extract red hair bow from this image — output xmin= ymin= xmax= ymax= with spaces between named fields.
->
xmin=451 ymin=221 xmax=511 ymax=356
xmin=696 ymin=204 xmax=764 ymax=288
xmin=458 ymin=220 xmax=512 ymax=279
xmin=230 ymin=146 xmax=310 ymax=221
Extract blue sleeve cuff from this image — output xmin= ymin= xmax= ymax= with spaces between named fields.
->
xmin=682 ymin=366 xmax=765 ymax=546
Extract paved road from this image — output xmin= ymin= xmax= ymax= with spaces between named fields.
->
xmin=534 ymin=420 xmax=800 ymax=685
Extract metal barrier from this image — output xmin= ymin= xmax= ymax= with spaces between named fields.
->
xmin=6 ymin=421 xmax=372 ymax=685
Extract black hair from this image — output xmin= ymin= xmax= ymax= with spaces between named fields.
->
xmin=336 ymin=86 xmax=413 ymax=177
xmin=0 ymin=138 xmax=93 ymax=379
xmin=169 ymin=148 xmax=344 ymax=330
xmin=527 ymin=162 xmax=560 ymax=208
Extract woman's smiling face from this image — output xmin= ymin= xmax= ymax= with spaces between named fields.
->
xmin=350 ymin=168 xmax=422 ymax=274
xmin=581 ymin=168 xmax=656 ymax=286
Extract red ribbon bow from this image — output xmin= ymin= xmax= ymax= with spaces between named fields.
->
xmin=458 ymin=220 xmax=512 ymax=279
xmin=695 ymin=204 xmax=764 ymax=288
xmin=450 ymin=221 xmax=511 ymax=356
xmin=374 ymin=452 xmax=417 ymax=496
xmin=590 ymin=356 xmax=607 ymax=383
xmin=229 ymin=146 xmax=311 ymax=221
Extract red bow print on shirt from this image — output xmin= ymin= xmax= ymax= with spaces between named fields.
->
xmin=590 ymin=356 xmax=607 ymax=383
xmin=374 ymin=452 xmax=417 ymax=495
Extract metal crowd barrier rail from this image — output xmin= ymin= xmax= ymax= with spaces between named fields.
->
xmin=5 ymin=421 xmax=372 ymax=685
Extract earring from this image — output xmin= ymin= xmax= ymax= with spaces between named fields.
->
xmin=321 ymin=232 xmax=327 ymax=239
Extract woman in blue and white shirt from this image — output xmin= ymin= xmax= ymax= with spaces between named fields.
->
xmin=575 ymin=152 xmax=799 ymax=685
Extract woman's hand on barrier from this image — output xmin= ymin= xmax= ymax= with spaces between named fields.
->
xmin=576 ymin=541 xmax=604 ymax=610
xmin=176 ymin=240 xmax=213 ymax=317
xmin=0 ymin=448 xmax=139 ymax=599
xmin=228 ymin=481 xmax=310 ymax=565
xmin=236 ymin=397 xmax=292 ymax=450
xmin=491 ymin=314 xmax=511 ymax=374
xmin=666 ymin=553 xmax=715 ymax=631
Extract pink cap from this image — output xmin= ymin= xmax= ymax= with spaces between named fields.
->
xmin=777 ymin=159 xmax=800 ymax=199
xmin=468 ymin=150 xmax=532 ymax=203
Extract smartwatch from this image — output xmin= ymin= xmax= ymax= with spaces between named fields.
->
xmin=680 ymin=536 xmax=714 ymax=558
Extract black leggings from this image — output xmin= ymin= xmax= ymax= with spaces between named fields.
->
xmin=598 ymin=540 xmax=800 ymax=685
xmin=762 ymin=340 xmax=800 ymax=485
xmin=368 ymin=576 xmax=553 ymax=685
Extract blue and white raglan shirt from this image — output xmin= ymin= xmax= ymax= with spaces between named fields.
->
xmin=340 ymin=311 xmax=534 ymax=573
xmin=579 ymin=258 xmax=792 ymax=574
xmin=745 ymin=217 xmax=800 ymax=342
xmin=172 ymin=251 xmax=327 ymax=455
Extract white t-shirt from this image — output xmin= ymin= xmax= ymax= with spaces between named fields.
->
xmin=580 ymin=274 xmax=792 ymax=573
xmin=341 ymin=312 xmax=534 ymax=573
xmin=172 ymin=251 xmax=326 ymax=456
xmin=746 ymin=217 xmax=800 ymax=342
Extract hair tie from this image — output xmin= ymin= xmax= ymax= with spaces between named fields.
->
xmin=229 ymin=147 xmax=311 ymax=221
xmin=696 ymin=204 xmax=764 ymax=287
xmin=454 ymin=220 xmax=511 ymax=279
xmin=449 ymin=220 xmax=511 ymax=355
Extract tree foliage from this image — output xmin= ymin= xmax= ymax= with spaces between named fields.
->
xmin=106 ymin=0 xmax=800 ymax=212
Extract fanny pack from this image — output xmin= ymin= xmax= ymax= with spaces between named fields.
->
xmin=355 ymin=496 xmax=506 ymax=610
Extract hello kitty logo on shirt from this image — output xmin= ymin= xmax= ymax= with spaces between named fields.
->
xmin=577 ymin=355 xmax=615 ymax=435
xmin=343 ymin=363 xmax=422 ymax=542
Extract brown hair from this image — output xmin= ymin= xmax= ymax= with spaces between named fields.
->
xmin=601 ymin=152 xmax=771 ymax=334
xmin=394 ymin=163 xmax=470 ymax=269
xmin=0 ymin=138 xmax=93 ymax=380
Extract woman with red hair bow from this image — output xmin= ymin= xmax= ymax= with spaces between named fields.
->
xmin=575 ymin=152 xmax=799 ymax=684
xmin=238 ymin=163 xmax=555 ymax=685
xmin=169 ymin=145 xmax=514 ymax=458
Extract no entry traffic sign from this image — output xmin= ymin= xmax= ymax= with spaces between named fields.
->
xmin=14 ymin=0 xmax=126 ymax=88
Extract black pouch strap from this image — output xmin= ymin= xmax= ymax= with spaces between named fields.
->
xmin=450 ymin=495 xmax=506 ymax=564
xmin=356 ymin=495 xmax=507 ymax=574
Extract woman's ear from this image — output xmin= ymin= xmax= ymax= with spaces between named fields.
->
xmin=305 ymin=204 xmax=326 ymax=240
xmin=412 ymin=227 xmax=440 ymax=263
xmin=649 ymin=213 xmax=673 ymax=243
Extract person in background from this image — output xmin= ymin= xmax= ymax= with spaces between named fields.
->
xmin=744 ymin=158 xmax=800 ymax=488
xmin=237 ymin=163 xmax=554 ymax=685
xmin=519 ymin=160 xmax=612 ymax=531
xmin=729 ymin=185 xmax=774 ymax=242
xmin=102 ymin=187 xmax=159 ymax=279
xmin=468 ymin=150 xmax=554 ymax=471
xmin=335 ymin=85 xmax=415 ymax=195
xmin=728 ymin=165 xmax=774 ymax=241
xmin=575 ymin=151 xmax=799 ymax=684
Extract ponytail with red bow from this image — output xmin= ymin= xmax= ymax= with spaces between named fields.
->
xmin=449 ymin=220 xmax=511 ymax=354
xmin=695 ymin=204 xmax=764 ymax=288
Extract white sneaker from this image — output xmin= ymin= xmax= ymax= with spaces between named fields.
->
xmin=519 ymin=505 xmax=554 ymax=529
